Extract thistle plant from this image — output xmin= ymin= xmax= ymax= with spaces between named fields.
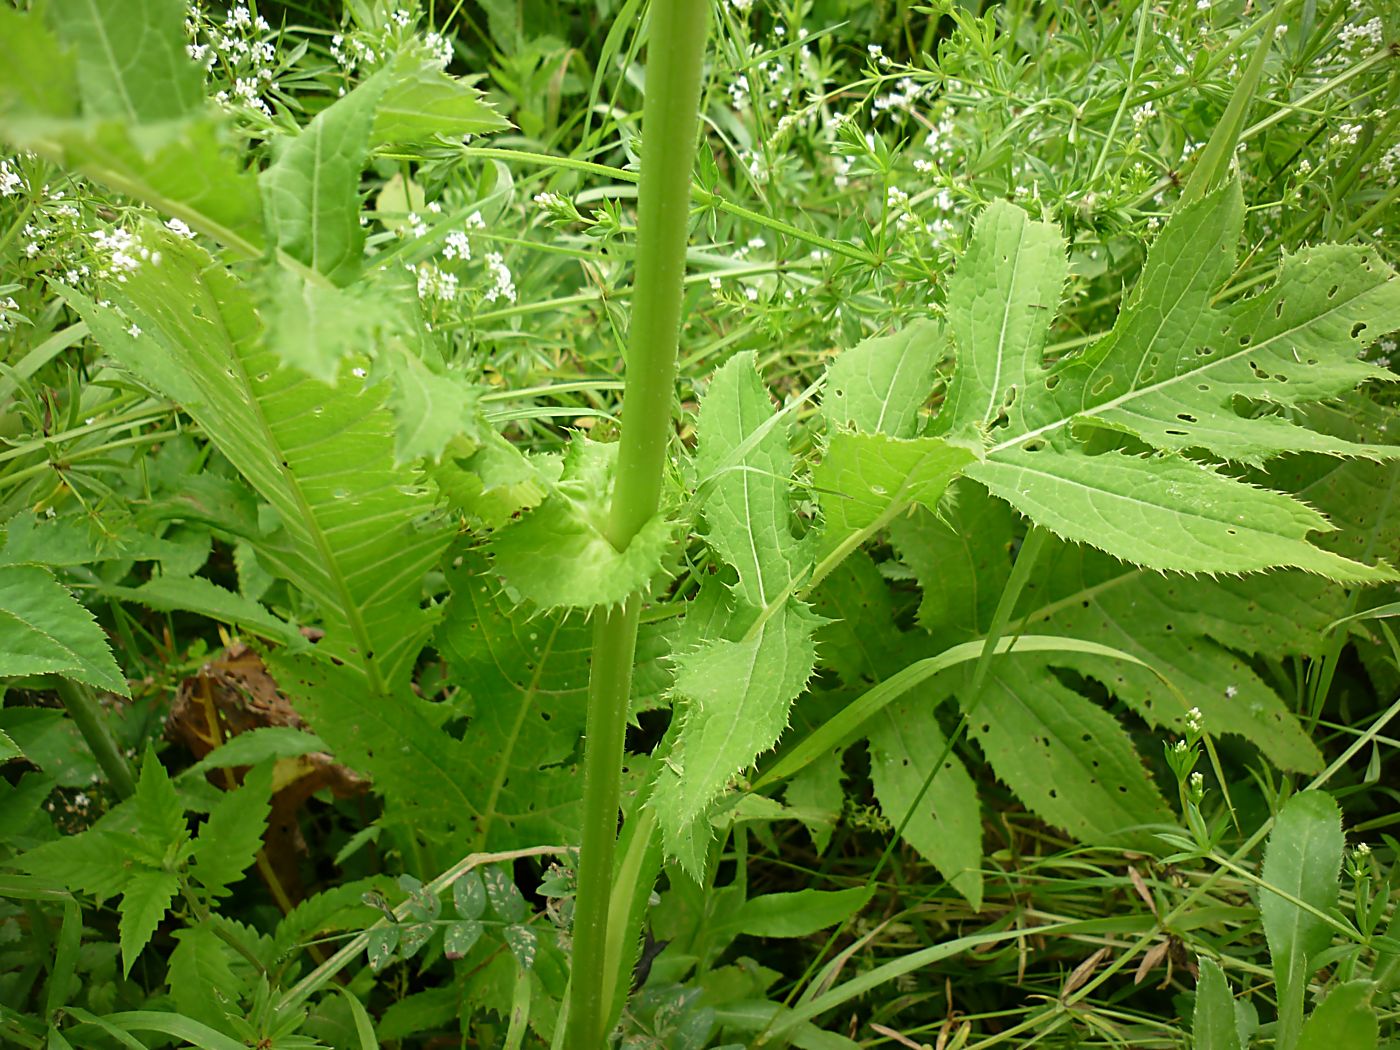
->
xmin=1 ymin=0 xmax=1399 ymax=1045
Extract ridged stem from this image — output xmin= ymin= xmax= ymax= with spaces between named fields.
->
xmin=566 ymin=2 xmax=709 ymax=1046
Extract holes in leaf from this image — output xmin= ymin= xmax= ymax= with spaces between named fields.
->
xmin=1327 ymin=284 xmax=1339 ymax=299
xmin=1177 ymin=413 xmax=1197 ymax=423
xmin=1274 ymin=300 xmax=1284 ymax=318
xmin=1045 ymin=374 xmax=1061 ymax=391
xmin=1238 ymin=335 xmax=1251 ymax=347
xmin=1090 ymin=374 xmax=1114 ymax=397
xmin=1197 ymin=383 xmax=1210 ymax=392
xmin=1022 ymin=439 xmax=1045 ymax=453
xmin=1194 ymin=346 xmax=1213 ymax=357
xmin=1249 ymin=361 xmax=1269 ymax=379
xmin=1165 ymin=430 xmax=1188 ymax=437
xmin=1351 ymin=322 xmax=1367 ymax=339
xmin=1048 ymin=788 xmax=1058 ymax=799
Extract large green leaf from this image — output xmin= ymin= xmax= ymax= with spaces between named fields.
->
xmin=117 ymin=869 xmax=180 ymax=976
xmin=651 ymin=353 xmax=821 ymax=873
xmin=260 ymin=79 xmax=386 ymax=285
xmin=935 ymin=181 xmax=1400 ymax=581
xmin=189 ymin=765 xmax=272 ymax=900
xmin=370 ymin=60 xmax=511 ymax=146
xmin=967 ymin=659 xmax=1172 ymax=845
xmin=434 ymin=557 xmax=596 ymax=848
xmin=61 ymin=235 xmax=452 ymax=694
xmin=0 ymin=564 xmax=128 ymax=696
xmin=55 ymin=0 xmax=201 ymax=122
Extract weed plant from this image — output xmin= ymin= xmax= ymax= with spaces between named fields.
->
xmin=0 ymin=0 xmax=1398 ymax=1047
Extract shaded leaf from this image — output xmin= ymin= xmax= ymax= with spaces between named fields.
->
xmin=0 ymin=564 xmax=128 ymax=695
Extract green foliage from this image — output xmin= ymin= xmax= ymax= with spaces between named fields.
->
xmin=1 ymin=0 xmax=1398 ymax=1043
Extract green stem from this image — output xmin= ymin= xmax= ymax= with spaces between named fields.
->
xmin=566 ymin=3 xmax=710 ymax=1046
xmin=54 ymin=678 xmax=135 ymax=800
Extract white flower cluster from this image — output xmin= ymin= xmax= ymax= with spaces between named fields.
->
xmin=1339 ymin=17 xmax=1384 ymax=55
xmin=443 ymin=231 xmax=471 ymax=261
xmin=89 ymin=228 xmax=153 ymax=281
xmin=0 ymin=296 xmax=20 ymax=333
xmin=0 ymin=157 xmax=22 ymax=197
xmin=189 ymin=3 xmax=278 ymax=117
xmin=483 ymin=252 xmax=516 ymax=304
xmin=410 ymin=261 xmax=458 ymax=303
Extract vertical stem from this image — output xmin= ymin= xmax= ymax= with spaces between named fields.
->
xmin=55 ymin=678 xmax=135 ymax=800
xmin=567 ymin=2 xmax=709 ymax=1046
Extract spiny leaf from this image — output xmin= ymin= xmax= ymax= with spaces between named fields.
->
xmin=488 ymin=438 xmax=675 ymax=609
xmin=0 ymin=564 xmax=129 ymax=696
xmin=1192 ymin=957 xmax=1243 ymax=1050
xmin=260 ymin=76 xmax=386 ymax=284
xmin=695 ymin=352 xmax=811 ymax=610
xmin=939 ymin=181 xmax=1400 ymax=581
xmin=651 ymin=602 xmax=821 ymax=878
xmin=370 ymin=57 xmax=511 ymax=146
xmin=434 ymin=555 xmax=594 ymax=848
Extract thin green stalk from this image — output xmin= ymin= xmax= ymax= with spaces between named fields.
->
xmin=54 ymin=678 xmax=135 ymax=800
xmin=566 ymin=2 xmax=709 ymax=1046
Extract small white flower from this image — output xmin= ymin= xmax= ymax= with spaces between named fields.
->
xmin=1224 ymin=684 xmax=1238 ymax=699
xmin=165 ymin=217 xmax=196 ymax=238
xmin=127 ymin=322 xmax=142 ymax=337
xmin=443 ymin=231 xmax=472 ymax=261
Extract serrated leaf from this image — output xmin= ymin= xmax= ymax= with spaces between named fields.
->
xmin=260 ymin=75 xmax=386 ymax=284
xmin=386 ymin=350 xmax=489 ymax=465
xmin=482 ymin=864 xmax=527 ymax=923
xmin=118 ymin=869 xmax=179 ymax=975
xmin=15 ymin=829 xmax=139 ymax=901
xmin=488 ymin=438 xmax=675 ymax=609
xmin=695 ymin=352 xmax=810 ymax=610
xmin=190 ymin=764 xmax=272 ymax=899
xmin=823 ymin=321 xmax=941 ymax=438
xmin=435 ymin=555 xmax=592 ymax=847
xmin=868 ymin=698 xmax=983 ymax=908
xmin=0 ymin=564 xmax=128 ymax=695
xmin=967 ymin=660 xmax=1173 ymax=845
xmin=367 ymin=925 xmax=399 ymax=972
xmin=651 ymin=602 xmax=820 ymax=877
xmin=261 ymin=266 xmax=403 ymax=383
xmin=370 ymin=59 xmax=511 ymax=146
xmin=1261 ymin=789 xmax=1344 ymax=1030
xmin=1192 ymin=957 xmax=1242 ymax=1050
xmin=0 ymin=729 xmax=20 ymax=764
xmin=444 ymin=919 xmax=483 ymax=958
xmin=502 ymin=924 xmax=538 ymax=971
xmin=168 ymin=926 xmax=241 ymax=1037
xmin=938 ymin=183 xmax=1400 ymax=581
xmin=453 ymin=870 xmax=486 ymax=919
xmin=61 ymin=239 xmax=452 ymax=694
xmin=431 ymin=433 xmax=554 ymax=530
xmin=936 ymin=198 xmax=1068 ymax=437
xmin=97 ymin=574 xmax=305 ymax=650
xmin=133 ymin=744 xmax=187 ymax=855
